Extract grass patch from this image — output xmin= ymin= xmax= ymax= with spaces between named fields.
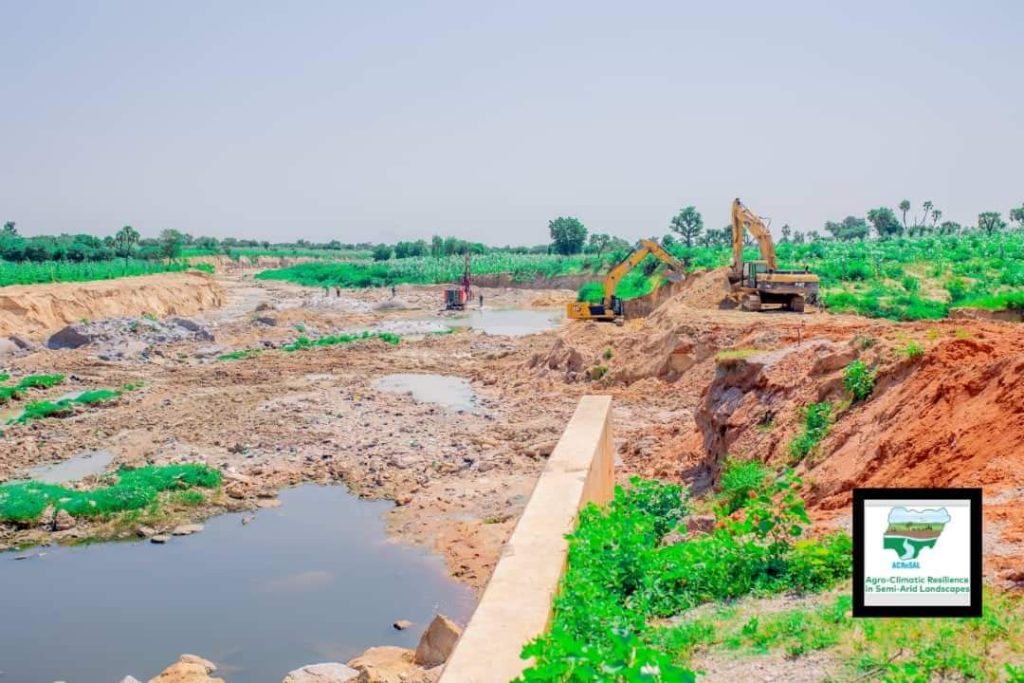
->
xmin=842 ymin=360 xmax=876 ymax=402
xmin=217 ymin=348 xmax=264 ymax=362
xmin=661 ymin=590 xmax=1024 ymax=681
xmin=8 ymin=384 xmax=134 ymax=424
xmin=900 ymin=341 xmax=925 ymax=359
xmin=0 ymin=373 xmax=66 ymax=404
xmin=957 ymin=290 xmax=1024 ymax=311
xmin=282 ymin=330 xmax=400 ymax=352
xmin=715 ymin=348 xmax=763 ymax=365
xmin=788 ymin=402 xmax=833 ymax=463
xmin=0 ymin=464 xmax=221 ymax=522
xmin=518 ymin=473 xmax=851 ymax=681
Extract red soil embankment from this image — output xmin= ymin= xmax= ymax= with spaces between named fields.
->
xmin=0 ymin=271 xmax=225 ymax=338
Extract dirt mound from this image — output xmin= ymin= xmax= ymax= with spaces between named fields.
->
xmin=809 ymin=334 xmax=1024 ymax=507
xmin=0 ymin=272 xmax=224 ymax=338
xmin=663 ymin=267 xmax=733 ymax=311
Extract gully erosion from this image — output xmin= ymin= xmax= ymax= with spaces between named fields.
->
xmin=1 ymin=267 xmax=1023 ymax=682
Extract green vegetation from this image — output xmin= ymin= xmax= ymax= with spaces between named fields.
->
xmin=717 ymin=459 xmax=768 ymax=515
xmin=8 ymin=384 xmax=134 ymax=424
xmin=0 ymin=259 xmax=212 ymax=287
xmin=282 ymin=331 xmax=400 ymax=352
xmin=216 ymin=348 xmax=264 ymax=362
xmin=842 ymin=360 xmax=876 ymax=402
xmin=657 ymin=590 xmax=1023 ymax=681
xmin=901 ymin=341 xmax=926 ymax=359
xmin=0 ymin=374 xmax=66 ymax=403
xmin=715 ymin=348 xmax=763 ymax=364
xmin=258 ymin=252 xmax=616 ymax=290
xmin=788 ymin=402 xmax=833 ymax=463
xmin=590 ymin=364 xmax=608 ymax=381
xmin=518 ymin=473 xmax=851 ymax=681
xmin=0 ymin=464 xmax=221 ymax=522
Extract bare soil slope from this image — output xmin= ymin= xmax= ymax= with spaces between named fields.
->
xmin=0 ymin=272 xmax=225 ymax=338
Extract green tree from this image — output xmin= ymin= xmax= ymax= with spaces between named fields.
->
xmin=977 ymin=211 xmax=1006 ymax=235
xmin=371 ymin=243 xmax=393 ymax=261
xmin=1009 ymin=204 xmax=1024 ymax=230
xmin=669 ymin=206 xmax=703 ymax=247
xmin=919 ymin=200 xmax=933 ymax=227
xmin=587 ymin=232 xmax=612 ymax=256
xmin=938 ymin=220 xmax=961 ymax=235
xmin=548 ymin=216 xmax=587 ymax=255
xmin=780 ymin=224 xmax=792 ymax=243
xmin=898 ymin=199 xmax=911 ymax=231
xmin=115 ymin=225 xmax=140 ymax=265
xmin=867 ymin=207 xmax=902 ymax=239
xmin=824 ymin=216 xmax=869 ymax=241
xmin=2 ymin=221 xmax=17 ymax=237
xmin=931 ymin=209 xmax=942 ymax=227
xmin=159 ymin=229 xmax=184 ymax=259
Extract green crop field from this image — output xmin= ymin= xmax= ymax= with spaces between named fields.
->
xmin=182 ymin=246 xmax=370 ymax=260
xmin=256 ymin=252 xmax=617 ymax=289
xmin=0 ymin=260 xmax=213 ymax=287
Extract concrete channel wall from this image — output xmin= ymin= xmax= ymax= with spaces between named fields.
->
xmin=439 ymin=395 xmax=615 ymax=683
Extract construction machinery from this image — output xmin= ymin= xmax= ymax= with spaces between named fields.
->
xmin=567 ymin=239 xmax=684 ymax=322
xmin=444 ymin=252 xmax=472 ymax=310
xmin=730 ymin=198 xmax=819 ymax=312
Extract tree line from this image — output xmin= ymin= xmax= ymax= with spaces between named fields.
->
xmin=545 ymin=199 xmax=1024 ymax=255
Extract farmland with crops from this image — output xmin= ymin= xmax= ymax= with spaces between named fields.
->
xmin=0 ymin=259 xmax=213 ymax=287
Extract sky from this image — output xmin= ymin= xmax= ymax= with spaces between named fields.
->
xmin=1 ymin=1 xmax=1021 ymax=244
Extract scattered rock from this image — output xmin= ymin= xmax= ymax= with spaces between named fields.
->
xmin=194 ymin=345 xmax=227 ymax=359
xmin=255 ymin=302 xmax=276 ymax=312
xmin=254 ymin=316 xmax=279 ymax=326
xmin=256 ymin=499 xmax=282 ymax=509
xmin=9 ymin=334 xmax=38 ymax=351
xmin=684 ymin=514 xmax=716 ymax=535
xmin=413 ymin=614 xmax=462 ymax=667
xmin=47 ymin=324 xmax=95 ymax=350
xmin=137 ymin=526 xmax=158 ymax=538
xmin=150 ymin=534 xmax=171 ymax=544
xmin=392 ymin=619 xmax=413 ymax=631
xmin=53 ymin=509 xmax=76 ymax=531
xmin=347 ymin=647 xmax=417 ymax=683
xmin=282 ymin=662 xmax=359 ymax=683
xmin=168 ymin=317 xmax=214 ymax=340
xmin=172 ymin=524 xmax=205 ymax=536
xmin=148 ymin=654 xmax=223 ymax=683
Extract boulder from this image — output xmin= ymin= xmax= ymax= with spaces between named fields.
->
xmin=46 ymin=324 xmax=95 ymax=350
xmin=148 ymin=654 xmax=223 ymax=683
xmin=53 ymin=509 xmax=76 ymax=531
xmin=150 ymin=534 xmax=171 ymax=544
xmin=0 ymin=337 xmax=21 ymax=358
xmin=392 ymin=619 xmax=413 ymax=631
xmin=282 ymin=663 xmax=358 ymax=683
xmin=413 ymin=614 xmax=462 ymax=667
xmin=168 ymin=317 xmax=215 ymax=341
xmin=9 ymin=335 xmax=39 ymax=351
xmin=171 ymin=524 xmax=204 ymax=536
xmin=254 ymin=316 xmax=278 ymax=327
xmin=347 ymin=646 xmax=417 ymax=683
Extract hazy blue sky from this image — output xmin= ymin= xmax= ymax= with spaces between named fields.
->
xmin=2 ymin=1 xmax=1021 ymax=243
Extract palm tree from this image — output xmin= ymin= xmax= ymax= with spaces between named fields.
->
xmin=115 ymin=225 xmax=140 ymax=266
xmin=898 ymin=200 xmax=911 ymax=233
xmin=919 ymin=201 xmax=933 ymax=227
xmin=931 ymin=209 xmax=942 ymax=227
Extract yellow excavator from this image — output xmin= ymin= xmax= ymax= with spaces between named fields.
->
xmin=567 ymin=239 xmax=684 ymax=321
xmin=730 ymin=198 xmax=819 ymax=312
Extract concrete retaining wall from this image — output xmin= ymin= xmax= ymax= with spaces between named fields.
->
xmin=439 ymin=395 xmax=615 ymax=682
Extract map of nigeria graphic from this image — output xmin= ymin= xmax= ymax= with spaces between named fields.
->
xmin=883 ymin=506 xmax=950 ymax=560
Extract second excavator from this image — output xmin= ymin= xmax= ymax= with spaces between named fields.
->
xmin=567 ymin=238 xmax=684 ymax=322
xmin=729 ymin=198 xmax=819 ymax=312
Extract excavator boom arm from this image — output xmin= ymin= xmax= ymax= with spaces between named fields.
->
xmin=602 ymin=238 xmax=684 ymax=306
xmin=731 ymin=199 xmax=777 ymax=271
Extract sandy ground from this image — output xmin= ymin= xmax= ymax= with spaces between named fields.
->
xmin=2 ymin=270 xmax=1023 ymax=596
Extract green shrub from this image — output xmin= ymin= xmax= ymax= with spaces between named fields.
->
xmin=518 ymin=474 xmax=851 ymax=681
xmin=788 ymin=402 xmax=833 ymax=462
xmin=843 ymin=360 xmax=876 ymax=402
xmin=0 ymin=464 xmax=221 ymax=522
xmin=718 ymin=459 xmax=768 ymax=515
xmin=590 ymin=365 xmax=608 ymax=381
xmin=901 ymin=341 xmax=925 ymax=359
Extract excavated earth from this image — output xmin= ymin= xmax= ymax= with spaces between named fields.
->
xmin=2 ymin=267 xmax=1024 ymax=596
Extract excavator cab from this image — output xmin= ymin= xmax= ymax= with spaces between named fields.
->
xmin=743 ymin=261 xmax=769 ymax=289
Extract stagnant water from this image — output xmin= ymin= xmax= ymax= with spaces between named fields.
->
xmin=373 ymin=373 xmax=480 ymax=413
xmin=0 ymin=485 xmax=475 ymax=683
xmin=448 ymin=308 xmax=562 ymax=336
xmin=13 ymin=449 xmax=115 ymax=484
